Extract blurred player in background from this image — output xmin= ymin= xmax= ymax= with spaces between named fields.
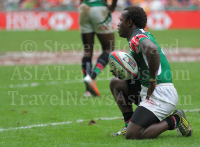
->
xmin=110 ymin=6 xmax=192 ymax=139
xmin=79 ymin=0 xmax=118 ymax=97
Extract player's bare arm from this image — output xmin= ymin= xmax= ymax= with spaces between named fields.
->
xmin=140 ymin=39 xmax=160 ymax=100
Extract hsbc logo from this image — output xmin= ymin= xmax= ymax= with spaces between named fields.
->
xmin=49 ymin=12 xmax=73 ymax=31
xmin=6 ymin=12 xmax=74 ymax=30
xmin=112 ymin=11 xmax=121 ymax=29
xmin=147 ymin=12 xmax=172 ymax=30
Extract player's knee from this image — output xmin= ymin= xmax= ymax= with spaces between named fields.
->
xmin=140 ymin=131 xmax=156 ymax=139
xmin=126 ymin=125 xmax=143 ymax=140
xmin=126 ymin=132 xmax=140 ymax=140
xmin=125 ymin=133 xmax=132 ymax=140
xmin=140 ymin=133 xmax=146 ymax=139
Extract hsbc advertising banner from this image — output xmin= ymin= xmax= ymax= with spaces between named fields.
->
xmin=0 ymin=11 xmax=78 ymax=30
xmin=147 ymin=11 xmax=200 ymax=30
xmin=0 ymin=11 xmax=199 ymax=30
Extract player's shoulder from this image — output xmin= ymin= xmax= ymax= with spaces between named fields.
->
xmin=129 ymin=29 xmax=149 ymax=53
xmin=131 ymin=29 xmax=149 ymax=40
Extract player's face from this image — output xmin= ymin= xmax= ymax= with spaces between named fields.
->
xmin=117 ymin=11 xmax=129 ymax=38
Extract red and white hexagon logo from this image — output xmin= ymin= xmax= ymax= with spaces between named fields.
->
xmin=49 ymin=12 xmax=73 ymax=31
xmin=112 ymin=11 xmax=121 ymax=29
xmin=147 ymin=12 xmax=172 ymax=30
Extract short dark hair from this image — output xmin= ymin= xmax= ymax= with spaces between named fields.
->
xmin=124 ymin=6 xmax=147 ymax=29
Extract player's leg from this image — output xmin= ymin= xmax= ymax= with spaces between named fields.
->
xmin=126 ymin=85 xmax=177 ymax=139
xmin=81 ymin=32 xmax=95 ymax=94
xmin=79 ymin=3 xmax=96 ymax=97
xmin=84 ymin=6 xmax=114 ymax=96
xmin=140 ymin=121 xmax=169 ymax=139
xmin=126 ymin=107 xmax=191 ymax=139
xmin=86 ymin=32 xmax=114 ymax=96
xmin=126 ymin=106 xmax=166 ymax=139
xmin=81 ymin=32 xmax=95 ymax=74
xmin=110 ymin=78 xmax=141 ymax=135
xmin=91 ymin=33 xmax=114 ymax=80
xmin=90 ymin=8 xmax=114 ymax=80
xmin=82 ymin=33 xmax=99 ymax=96
xmin=126 ymin=84 xmax=192 ymax=139
xmin=110 ymin=78 xmax=133 ymax=113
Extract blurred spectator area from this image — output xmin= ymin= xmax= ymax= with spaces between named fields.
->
xmin=0 ymin=0 xmax=80 ymax=11
xmin=0 ymin=0 xmax=200 ymax=11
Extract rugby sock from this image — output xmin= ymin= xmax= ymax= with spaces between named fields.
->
xmin=123 ymin=112 xmax=133 ymax=127
xmin=91 ymin=52 xmax=109 ymax=80
xmin=164 ymin=115 xmax=180 ymax=130
xmin=82 ymin=57 xmax=92 ymax=91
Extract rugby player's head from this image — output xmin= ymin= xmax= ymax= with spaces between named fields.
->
xmin=117 ymin=6 xmax=147 ymax=38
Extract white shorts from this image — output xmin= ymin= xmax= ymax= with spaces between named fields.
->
xmin=79 ymin=3 xmax=114 ymax=34
xmin=139 ymin=83 xmax=178 ymax=121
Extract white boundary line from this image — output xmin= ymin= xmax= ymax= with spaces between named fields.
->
xmin=0 ymin=110 xmax=199 ymax=132
xmin=0 ymin=78 xmax=112 ymax=89
xmin=184 ymin=109 xmax=200 ymax=112
xmin=0 ymin=117 xmax=122 ymax=132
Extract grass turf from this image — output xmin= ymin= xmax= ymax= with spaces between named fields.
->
xmin=0 ymin=62 xmax=199 ymax=147
xmin=0 ymin=30 xmax=200 ymax=52
xmin=0 ymin=30 xmax=199 ymax=146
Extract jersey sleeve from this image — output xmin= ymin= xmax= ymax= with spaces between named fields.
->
xmin=129 ymin=34 xmax=148 ymax=53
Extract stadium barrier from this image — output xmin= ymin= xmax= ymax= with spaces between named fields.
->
xmin=0 ymin=11 xmax=199 ymax=30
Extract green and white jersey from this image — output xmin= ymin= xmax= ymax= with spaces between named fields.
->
xmin=129 ymin=29 xmax=172 ymax=88
xmin=83 ymin=0 xmax=106 ymax=6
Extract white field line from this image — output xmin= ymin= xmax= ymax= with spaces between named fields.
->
xmin=0 ymin=121 xmax=73 ymax=132
xmin=0 ymin=78 xmax=112 ymax=89
xmin=0 ymin=117 xmax=122 ymax=132
xmin=0 ymin=110 xmax=199 ymax=132
xmin=184 ymin=109 xmax=200 ymax=112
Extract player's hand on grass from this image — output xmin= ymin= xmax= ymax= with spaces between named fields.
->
xmin=146 ymin=82 xmax=156 ymax=100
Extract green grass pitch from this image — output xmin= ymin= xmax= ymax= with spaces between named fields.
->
xmin=0 ymin=30 xmax=200 ymax=147
xmin=0 ymin=30 xmax=200 ymax=52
